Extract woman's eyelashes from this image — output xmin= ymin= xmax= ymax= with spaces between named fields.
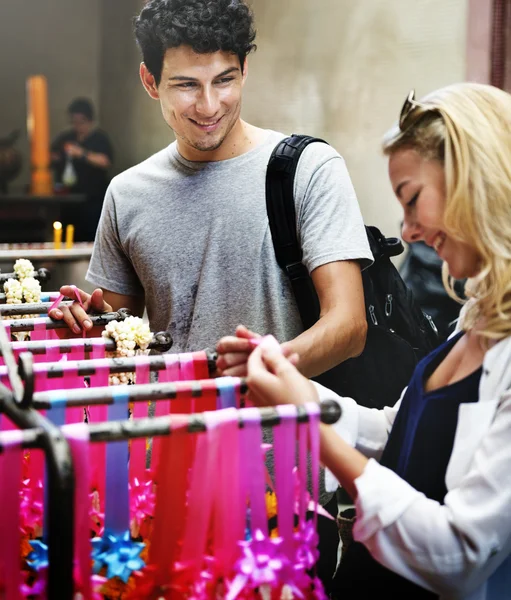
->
xmin=407 ymin=191 xmax=420 ymax=207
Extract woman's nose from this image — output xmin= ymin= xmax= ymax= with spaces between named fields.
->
xmin=401 ymin=218 xmax=423 ymax=244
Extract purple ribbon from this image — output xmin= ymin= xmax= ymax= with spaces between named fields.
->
xmin=105 ymin=389 xmax=129 ymax=534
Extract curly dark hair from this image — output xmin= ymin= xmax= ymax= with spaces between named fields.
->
xmin=133 ymin=0 xmax=257 ymax=86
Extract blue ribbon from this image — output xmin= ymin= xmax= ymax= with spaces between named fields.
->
xmin=47 ymin=390 xmax=68 ymax=426
xmin=216 ymin=377 xmax=237 ymax=409
xmin=105 ymin=390 xmax=130 ymax=534
xmin=44 ymin=392 xmax=68 ymax=537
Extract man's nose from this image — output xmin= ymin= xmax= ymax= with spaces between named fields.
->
xmin=196 ymin=87 xmax=220 ymax=117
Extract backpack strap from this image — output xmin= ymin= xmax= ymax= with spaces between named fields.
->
xmin=265 ymin=134 xmax=328 ymax=330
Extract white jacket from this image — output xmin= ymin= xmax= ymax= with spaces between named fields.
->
xmin=319 ymin=333 xmax=511 ymax=600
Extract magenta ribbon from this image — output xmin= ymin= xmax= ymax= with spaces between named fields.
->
xmin=129 ymin=356 xmax=151 ymax=484
xmin=274 ymin=404 xmax=298 ymax=554
xmin=150 ymin=354 xmax=178 ymax=471
xmin=62 ymin=423 xmax=92 ymax=600
xmin=242 ymin=407 xmax=267 ymax=537
xmin=173 ymin=414 xmax=219 ymax=592
xmin=211 ymin=409 xmax=242 ymax=577
xmin=0 ymin=430 xmax=23 ymax=600
xmin=178 ymin=353 xmax=195 ymax=413
xmin=87 ymin=341 xmax=108 ymax=511
xmin=31 ymin=318 xmax=58 ymax=342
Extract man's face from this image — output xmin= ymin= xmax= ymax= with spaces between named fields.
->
xmin=70 ymin=113 xmax=91 ymax=137
xmin=142 ymin=46 xmax=247 ymax=161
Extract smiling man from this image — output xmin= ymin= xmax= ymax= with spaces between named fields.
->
xmin=52 ymin=0 xmax=373 ymax=588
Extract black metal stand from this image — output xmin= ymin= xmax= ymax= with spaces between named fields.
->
xmin=0 ymin=267 xmax=50 ymax=284
xmin=0 ymin=323 xmax=74 ymax=599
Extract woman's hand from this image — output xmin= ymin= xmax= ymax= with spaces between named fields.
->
xmin=246 ymin=335 xmax=318 ymax=407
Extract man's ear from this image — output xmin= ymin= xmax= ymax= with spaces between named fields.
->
xmin=140 ymin=63 xmax=160 ymax=100
xmin=241 ymin=57 xmax=248 ymax=86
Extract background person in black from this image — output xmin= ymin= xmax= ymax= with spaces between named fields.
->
xmin=50 ymin=97 xmax=114 ymax=241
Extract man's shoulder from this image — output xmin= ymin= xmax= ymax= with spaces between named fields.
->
xmin=109 ymin=145 xmax=173 ymax=192
xmin=268 ymin=132 xmax=344 ymax=168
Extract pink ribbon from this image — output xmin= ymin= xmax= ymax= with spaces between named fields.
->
xmin=87 ymin=341 xmax=108 ymax=511
xmin=150 ymin=354 xmax=178 ymax=473
xmin=274 ymin=405 xmax=298 ymax=554
xmin=173 ymin=416 xmax=219 ymax=592
xmin=129 ymin=356 xmax=151 ymax=483
xmin=242 ymin=408 xmax=267 ymax=537
xmin=62 ymin=423 xmax=91 ymax=600
xmin=210 ymin=409 xmax=242 ymax=578
xmin=0 ymin=430 xmax=23 ymax=600
xmin=176 ymin=353 xmax=194 ymax=413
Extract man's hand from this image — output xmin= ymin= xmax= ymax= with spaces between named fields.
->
xmin=246 ymin=336 xmax=315 ymax=407
xmin=64 ymin=142 xmax=85 ymax=159
xmin=48 ymin=285 xmax=112 ymax=336
xmin=215 ymin=324 xmax=261 ymax=376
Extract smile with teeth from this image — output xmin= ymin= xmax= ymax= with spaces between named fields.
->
xmin=191 ymin=117 xmax=222 ymax=129
xmin=432 ymin=232 xmax=446 ymax=253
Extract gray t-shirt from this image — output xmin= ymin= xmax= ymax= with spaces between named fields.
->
xmin=87 ymin=130 xmax=372 ymax=350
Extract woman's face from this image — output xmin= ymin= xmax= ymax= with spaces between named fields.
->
xmin=389 ymin=148 xmax=481 ymax=280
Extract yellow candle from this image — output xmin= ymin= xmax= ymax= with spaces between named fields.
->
xmin=26 ymin=75 xmax=52 ymax=195
xmin=65 ymin=224 xmax=74 ymax=249
xmin=53 ymin=221 xmax=62 ymax=249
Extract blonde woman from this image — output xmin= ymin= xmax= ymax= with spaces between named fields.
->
xmin=245 ymin=83 xmax=511 ymax=599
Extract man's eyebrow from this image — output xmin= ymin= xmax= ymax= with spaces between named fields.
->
xmin=168 ymin=67 xmax=240 ymax=82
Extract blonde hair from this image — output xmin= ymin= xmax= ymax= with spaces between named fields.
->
xmin=383 ymin=83 xmax=511 ymax=342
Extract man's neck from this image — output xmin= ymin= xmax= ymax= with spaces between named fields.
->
xmin=177 ymin=120 xmax=267 ymax=162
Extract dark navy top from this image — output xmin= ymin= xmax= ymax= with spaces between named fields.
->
xmin=332 ymin=332 xmax=483 ymax=599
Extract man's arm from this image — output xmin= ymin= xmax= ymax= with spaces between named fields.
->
xmin=216 ymin=259 xmax=367 ymax=377
xmin=281 ymin=259 xmax=366 ymax=377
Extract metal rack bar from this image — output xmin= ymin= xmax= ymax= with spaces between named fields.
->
xmin=32 ymin=377 xmax=245 ymax=409
xmin=14 ymin=352 xmax=216 ymax=380
xmin=2 ymin=331 xmax=174 ymax=356
xmin=0 ymin=301 xmax=73 ymax=316
xmin=0 ymin=399 xmax=341 ymax=446
xmin=0 ymin=267 xmax=51 ymax=284
xmin=3 ymin=309 xmax=132 ymax=333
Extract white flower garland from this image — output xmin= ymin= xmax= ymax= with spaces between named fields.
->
xmin=102 ymin=316 xmax=152 ymax=385
xmin=13 ymin=258 xmax=35 ymax=281
xmin=3 ymin=259 xmax=42 ymax=341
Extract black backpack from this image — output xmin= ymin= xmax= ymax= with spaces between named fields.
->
xmin=266 ymin=134 xmax=440 ymax=409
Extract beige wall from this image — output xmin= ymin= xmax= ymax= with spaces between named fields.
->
xmin=244 ymin=0 xmax=468 ymax=239
xmin=0 ymin=0 xmax=102 ymax=190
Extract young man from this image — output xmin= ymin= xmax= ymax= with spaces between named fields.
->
xmin=54 ymin=0 xmax=371 ymax=375
xmin=50 ymin=0 xmax=372 ymax=587
xmin=50 ymin=98 xmax=113 ymax=241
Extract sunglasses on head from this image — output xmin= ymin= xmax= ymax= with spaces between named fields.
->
xmin=399 ymin=89 xmax=435 ymax=131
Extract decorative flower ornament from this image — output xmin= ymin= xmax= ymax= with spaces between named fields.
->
xmin=91 ymin=530 xmax=146 ymax=583
xmin=129 ymin=478 xmax=155 ymax=538
xmin=227 ymin=530 xmax=287 ymax=599
xmin=26 ymin=540 xmax=48 ymax=572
